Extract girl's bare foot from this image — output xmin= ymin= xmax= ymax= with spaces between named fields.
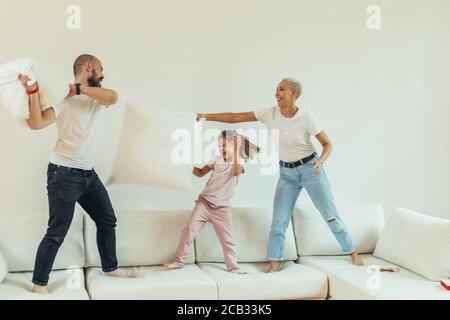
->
xmin=351 ymin=252 xmax=364 ymax=266
xmin=230 ymin=269 xmax=248 ymax=275
xmin=267 ymin=261 xmax=280 ymax=273
xmin=31 ymin=285 xmax=49 ymax=294
xmin=164 ymin=261 xmax=183 ymax=270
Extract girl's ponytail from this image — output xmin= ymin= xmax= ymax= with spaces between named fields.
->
xmin=239 ymin=134 xmax=260 ymax=160
xmin=220 ymin=130 xmax=261 ymax=161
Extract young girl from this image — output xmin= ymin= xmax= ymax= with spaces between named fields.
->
xmin=164 ymin=130 xmax=260 ymax=273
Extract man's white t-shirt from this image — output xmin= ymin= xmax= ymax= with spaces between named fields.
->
xmin=254 ymin=106 xmax=323 ymax=162
xmin=49 ymin=95 xmax=105 ymax=170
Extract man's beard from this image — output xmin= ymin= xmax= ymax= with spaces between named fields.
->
xmin=87 ymin=70 xmax=103 ymax=87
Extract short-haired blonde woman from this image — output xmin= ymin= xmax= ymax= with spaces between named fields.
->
xmin=197 ymin=77 xmax=364 ymax=272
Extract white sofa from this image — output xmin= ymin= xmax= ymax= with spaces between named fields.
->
xmin=0 ymin=200 xmax=448 ymax=300
xmin=0 ymin=212 xmax=88 ymax=300
xmin=295 ymin=204 xmax=450 ymax=300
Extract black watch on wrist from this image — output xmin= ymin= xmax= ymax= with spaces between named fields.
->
xmin=75 ymin=83 xmax=81 ymax=95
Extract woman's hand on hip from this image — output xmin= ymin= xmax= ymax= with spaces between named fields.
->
xmin=311 ymin=160 xmax=323 ymax=176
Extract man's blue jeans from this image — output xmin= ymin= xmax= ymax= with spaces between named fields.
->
xmin=32 ymin=163 xmax=118 ymax=286
xmin=268 ymin=154 xmax=356 ymax=260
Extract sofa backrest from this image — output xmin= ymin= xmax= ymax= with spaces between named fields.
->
xmin=374 ymin=207 xmax=450 ymax=281
xmin=0 ymin=211 xmax=85 ymax=272
xmin=83 ymin=209 xmax=195 ymax=267
xmin=194 ymin=207 xmax=298 ymax=263
xmin=293 ymin=203 xmax=385 ymax=256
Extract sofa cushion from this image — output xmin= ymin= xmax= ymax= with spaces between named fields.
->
xmin=374 ymin=207 xmax=450 ymax=281
xmin=300 ymin=255 xmax=449 ymax=300
xmin=0 ymin=269 xmax=89 ymax=300
xmin=195 ymin=207 xmax=298 ymax=263
xmin=84 ymin=209 xmax=195 ymax=267
xmin=0 ymin=249 xmax=7 ymax=283
xmin=198 ymin=261 xmax=327 ymax=300
xmin=85 ymin=265 xmax=217 ymax=300
xmin=0 ymin=212 xmax=85 ymax=272
xmin=108 ymin=103 xmax=195 ymax=191
xmin=293 ymin=203 xmax=385 ymax=256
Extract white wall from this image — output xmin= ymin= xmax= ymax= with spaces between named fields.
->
xmin=1 ymin=0 xmax=449 ymax=218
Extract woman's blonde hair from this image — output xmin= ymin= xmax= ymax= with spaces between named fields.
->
xmin=282 ymin=77 xmax=302 ymax=100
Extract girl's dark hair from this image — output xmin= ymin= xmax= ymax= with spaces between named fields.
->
xmin=220 ymin=130 xmax=261 ymax=160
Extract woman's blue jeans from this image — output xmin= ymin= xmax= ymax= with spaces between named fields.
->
xmin=268 ymin=154 xmax=356 ymax=260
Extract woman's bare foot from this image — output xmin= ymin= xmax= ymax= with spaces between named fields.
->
xmin=351 ymin=252 xmax=364 ymax=266
xmin=164 ymin=261 xmax=183 ymax=270
xmin=267 ymin=261 xmax=280 ymax=273
xmin=31 ymin=285 xmax=49 ymax=294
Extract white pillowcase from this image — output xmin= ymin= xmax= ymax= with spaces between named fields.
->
xmin=0 ymin=58 xmax=68 ymax=125
xmin=108 ymin=103 xmax=195 ymax=191
xmin=0 ymin=249 xmax=7 ymax=283
xmin=374 ymin=207 xmax=450 ymax=281
xmin=293 ymin=203 xmax=385 ymax=256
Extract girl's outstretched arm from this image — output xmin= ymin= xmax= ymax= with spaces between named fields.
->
xmin=196 ymin=111 xmax=258 ymax=123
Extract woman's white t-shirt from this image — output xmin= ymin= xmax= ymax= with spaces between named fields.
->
xmin=254 ymin=106 xmax=323 ymax=162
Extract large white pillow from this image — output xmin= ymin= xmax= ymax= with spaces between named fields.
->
xmin=374 ymin=207 xmax=450 ymax=281
xmin=0 ymin=249 xmax=7 ymax=283
xmin=293 ymin=203 xmax=385 ymax=256
xmin=108 ymin=103 xmax=195 ymax=191
xmin=0 ymin=58 xmax=68 ymax=125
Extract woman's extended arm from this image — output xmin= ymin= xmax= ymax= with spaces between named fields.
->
xmin=196 ymin=111 xmax=258 ymax=123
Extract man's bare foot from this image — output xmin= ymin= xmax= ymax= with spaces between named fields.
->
xmin=351 ymin=252 xmax=364 ymax=266
xmin=164 ymin=261 xmax=183 ymax=270
xmin=267 ymin=261 xmax=280 ymax=273
xmin=31 ymin=285 xmax=49 ymax=294
xmin=104 ymin=270 xmax=128 ymax=278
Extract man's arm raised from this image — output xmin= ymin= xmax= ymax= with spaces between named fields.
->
xmin=18 ymin=74 xmax=56 ymax=130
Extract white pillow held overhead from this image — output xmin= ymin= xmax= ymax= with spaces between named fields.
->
xmin=109 ymin=103 xmax=195 ymax=192
xmin=0 ymin=58 xmax=68 ymax=125
xmin=33 ymin=60 xmax=69 ymax=113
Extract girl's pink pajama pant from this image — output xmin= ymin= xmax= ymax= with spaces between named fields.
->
xmin=173 ymin=195 xmax=238 ymax=272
